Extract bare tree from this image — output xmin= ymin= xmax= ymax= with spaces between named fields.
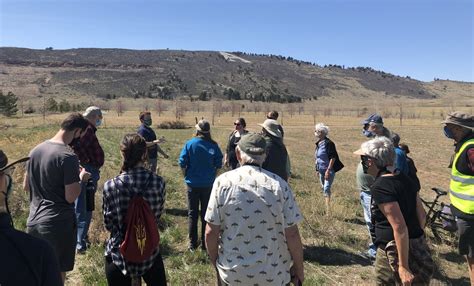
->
xmin=297 ymin=104 xmax=304 ymax=116
xmin=175 ymin=100 xmax=186 ymax=120
xmin=230 ymin=102 xmax=239 ymax=117
xmin=252 ymin=102 xmax=261 ymax=114
xmin=286 ymin=103 xmax=295 ymax=118
xmin=116 ymin=100 xmax=126 ymax=117
xmin=154 ymin=99 xmax=167 ymax=116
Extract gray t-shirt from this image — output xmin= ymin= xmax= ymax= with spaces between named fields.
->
xmin=27 ymin=140 xmax=80 ymax=226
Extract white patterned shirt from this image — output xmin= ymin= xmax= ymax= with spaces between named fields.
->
xmin=205 ymin=164 xmax=303 ymax=286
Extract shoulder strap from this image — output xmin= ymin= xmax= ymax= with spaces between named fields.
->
xmin=114 ymin=172 xmax=153 ymax=197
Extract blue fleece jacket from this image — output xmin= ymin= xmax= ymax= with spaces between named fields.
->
xmin=178 ymin=137 xmax=223 ymax=187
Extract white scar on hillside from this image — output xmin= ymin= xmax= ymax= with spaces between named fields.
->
xmin=219 ymin=52 xmax=252 ymax=64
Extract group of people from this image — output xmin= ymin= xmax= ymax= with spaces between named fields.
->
xmin=0 ymin=106 xmax=472 ymax=286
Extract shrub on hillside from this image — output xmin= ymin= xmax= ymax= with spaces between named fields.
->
xmin=157 ymin=121 xmax=187 ymax=129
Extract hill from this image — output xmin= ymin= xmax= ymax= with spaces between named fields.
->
xmin=0 ymin=47 xmax=472 ymax=103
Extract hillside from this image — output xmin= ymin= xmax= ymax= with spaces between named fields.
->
xmin=0 ymin=47 xmax=472 ymax=102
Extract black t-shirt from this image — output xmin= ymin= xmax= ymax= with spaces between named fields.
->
xmin=371 ymin=172 xmax=424 ymax=247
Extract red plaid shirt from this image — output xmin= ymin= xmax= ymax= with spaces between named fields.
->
xmin=73 ymin=123 xmax=104 ymax=168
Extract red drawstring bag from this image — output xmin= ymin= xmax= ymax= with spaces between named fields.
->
xmin=116 ymin=177 xmax=160 ymax=263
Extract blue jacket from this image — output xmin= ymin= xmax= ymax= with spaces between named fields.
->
xmin=395 ymin=147 xmax=409 ymax=175
xmin=178 ymin=137 xmax=223 ymax=187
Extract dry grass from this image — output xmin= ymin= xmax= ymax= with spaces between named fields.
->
xmin=1 ymin=98 xmax=472 ymax=285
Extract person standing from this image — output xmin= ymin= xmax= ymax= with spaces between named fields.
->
xmin=137 ymin=111 xmax=169 ymax=173
xmin=224 ymin=118 xmax=248 ymax=170
xmin=205 ymin=133 xmax=304 ymax=285
xmin=24 ymin=113 xmax=90 ymax=282
xmin=260 ymin=119 xmax=290 ymax=181
xmin=266 ymin=110 xmax=284 ymax=138
xmin=70 ymin=106 xmax=105 ymax=254
xmin=357 ymin=113 xmax=392 ymax=259
xmin=179 ymin=120 xmax=223 ymax=251
xmin=103 ymin=134 xmax=167 ymax=285
xmin=354 ymin=137 xmax=433 ymax=285
xmin=314 ymin=123 xmax=344 ymax=215
xmin=442 ymin=111 xmax=474 ymax=284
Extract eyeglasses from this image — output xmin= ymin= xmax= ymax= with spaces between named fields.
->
xmin=360 ymin=155 xmax=371 ymax=168
xmin=234 ymin=122 xmax=241 ymax=126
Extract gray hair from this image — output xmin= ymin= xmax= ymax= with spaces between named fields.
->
xmin=360 ymin=137 xmax=395 ymax=168
xmin=83 ymin=106 xmax=102 ymax=119
xmin=315 ymin=123 xmax=329 ymax=136
xmin=236 ymin=145 xmax=266 ymax=166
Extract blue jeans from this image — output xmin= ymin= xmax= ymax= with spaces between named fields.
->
xmin=318 ymin=169 xmax=335 ymax=197
xmin=360 ymin=191 xmax=376 ymax=258
xmin=75 ymin=164 xmax=100 ymax=251
xmin=187 ymin=185 xmax=212 ymax=249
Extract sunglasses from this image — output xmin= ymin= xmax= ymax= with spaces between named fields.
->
xmin=234 ymin=122 xmax=241 ymax=126
xmin=360 ymin=155 xmax=371 ymax=168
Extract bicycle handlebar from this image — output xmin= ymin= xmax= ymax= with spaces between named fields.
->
xmin=432 ymin=187 xmax=448 ymax=196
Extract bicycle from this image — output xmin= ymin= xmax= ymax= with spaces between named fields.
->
xmin=421 ymin=187 xmax=458 ymax=246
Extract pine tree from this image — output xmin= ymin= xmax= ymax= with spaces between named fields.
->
xmin=0 ymin=91 xmax=19 ymax=117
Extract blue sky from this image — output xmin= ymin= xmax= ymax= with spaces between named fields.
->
xmin=0 ymin=0 xmax=472 ymax=82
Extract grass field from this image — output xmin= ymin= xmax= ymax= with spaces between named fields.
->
xmin=1 ymin=99 xmax=472 ymax=285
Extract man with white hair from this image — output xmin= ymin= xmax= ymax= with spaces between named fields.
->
xmin=205 ymin=133 xmax=304 ymax=286
xmin=70 ymin=106 xmax=104 ymax=254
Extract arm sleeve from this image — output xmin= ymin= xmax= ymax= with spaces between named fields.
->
xmin=371 ymin=182 xmax=398 ymax=205
xmin=102 ymin=180 xmax=114 ymax=232
xmin=63 ymin=155 xmax=80 ymax=185
xmin=178 ymin=143 xmax=188 ymax=168
xmin=205 ymin=179 xmax=222 ymax=225
xmin=154 ymin=178 xmax=166 ymax=221
xmin=282 ymin=183 xmax=303 ymax=228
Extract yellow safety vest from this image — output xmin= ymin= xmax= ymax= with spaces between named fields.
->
xmin=449 ymin=138 xmax=474 ymax=214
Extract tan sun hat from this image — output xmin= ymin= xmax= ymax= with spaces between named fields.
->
xmin=259 ymin=119 xmax=282 ymax=138
xmin=442 ymin=111 xmax=474 ymax=130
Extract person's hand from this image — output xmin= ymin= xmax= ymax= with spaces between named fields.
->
xmin=79 ymin=168 xmax=91 ymax=182
xmin=324 ymin=169 xmax=330 ymax=180
xmin=398 ymin=266 xmax=414 ymax=286
xmin=290 ymin=265 xmax=304 ymax=286
xmin=153 ymin=138 xmax=164 ymax=144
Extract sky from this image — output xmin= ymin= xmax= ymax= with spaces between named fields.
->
xmin=0 ymin=0 xmax=472 ymax=82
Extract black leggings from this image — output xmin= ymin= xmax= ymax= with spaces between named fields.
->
xmin=105 ymin=253 xmax=167 ymax=286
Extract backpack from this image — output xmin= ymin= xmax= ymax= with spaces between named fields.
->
xmin=115 ymin=175 xmax=160 ymax=263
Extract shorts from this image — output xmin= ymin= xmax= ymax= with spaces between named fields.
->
xmin=28 ymin=219 xmax=77 ymax=272
xmin=457 ymin=217 xmax=474 ymax=258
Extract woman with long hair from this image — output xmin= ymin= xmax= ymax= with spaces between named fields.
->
xmin=224 ymin=117 xmax=248 ymax=169
xmin=103 ymin=134 xmax=167 ymax=285
xmin=179 ymin=120 xmax=223 ymax=251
